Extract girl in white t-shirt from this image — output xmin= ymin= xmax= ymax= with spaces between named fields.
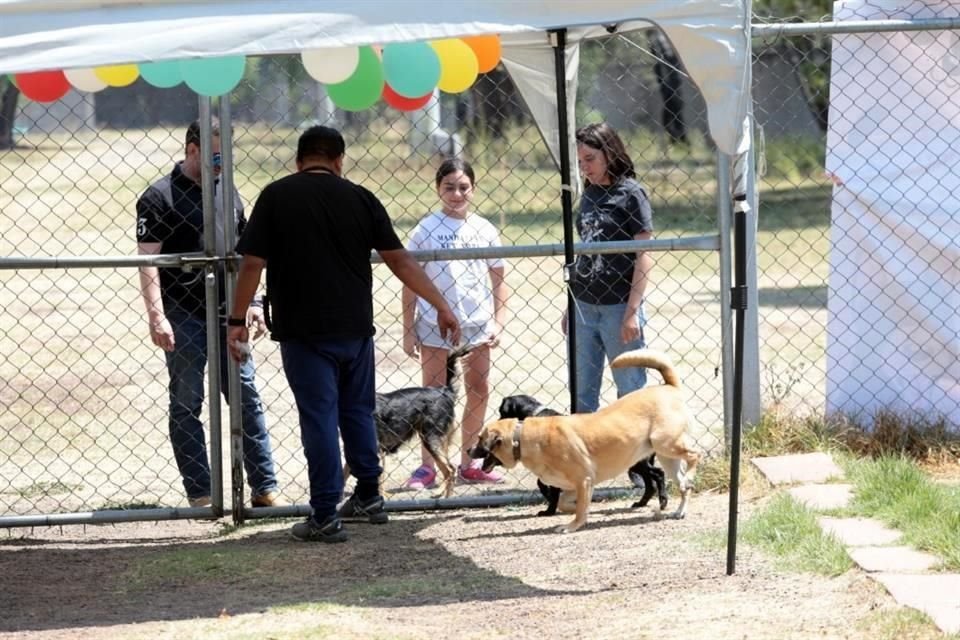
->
xmin=401 ymin=158 xmax=509 ymax=489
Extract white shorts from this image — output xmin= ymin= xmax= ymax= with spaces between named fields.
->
xmin=415 ymin=318 xmax=492 ymax=349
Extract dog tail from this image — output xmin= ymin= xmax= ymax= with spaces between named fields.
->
xmin=609 ymin=349 xmax=680 ymax=387
xmin=445 ymin=343 xmax=474 ymax=396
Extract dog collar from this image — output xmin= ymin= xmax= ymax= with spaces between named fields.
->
xmin=512 ymin=420 xmax=523 ymax=462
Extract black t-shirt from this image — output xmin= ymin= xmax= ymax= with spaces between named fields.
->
xmin=135 ymin=163 xmax=245 ymax=317
xmin=237 ymin=171 xmax=403 ymax=341
xmin=570 ymin=178 xmax=654 ymax=305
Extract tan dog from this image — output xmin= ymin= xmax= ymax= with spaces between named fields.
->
xmin=468 ymin=349 xmax=699 ymax=533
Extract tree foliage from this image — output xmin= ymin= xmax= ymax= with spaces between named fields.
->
xmin=752 ymin=0 xmax=832 ymax=21
xmin=753 ymin=0 xmax=833 ymax=131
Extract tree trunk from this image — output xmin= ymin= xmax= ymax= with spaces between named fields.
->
xmin=0 ymin=81 xmax=20 ymax=150
xmin=649 ymin=31 xmax=688 ymax=146
xmin=468 ymin=67 xmax=519 ymax=140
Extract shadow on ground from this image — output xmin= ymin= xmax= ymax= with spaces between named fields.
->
xmin=0 ymin=513 xmax=571 ymax=634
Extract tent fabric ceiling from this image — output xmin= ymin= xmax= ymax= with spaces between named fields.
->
xmin=0 ymin=0 xmax=750 ymax=156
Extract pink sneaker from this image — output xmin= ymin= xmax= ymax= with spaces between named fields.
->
xmin=458 ymin=465 xmax=505 ymax=485
xmin=404 ymin=465 xmax=437 ymax=490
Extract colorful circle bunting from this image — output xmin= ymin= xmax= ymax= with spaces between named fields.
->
xmin=382 ymin=42 xmax=440 ymax=98
xmin=461 ymin=35 xmax=502 ymax=73
xmin=181 ymin=56 xmax=246 ymax=96
xmin=139 ymin=60 xmax=183 ymax=88
xmin=382 ymin=84 xmax=434 ymax=111
xmin=302 ymin=47 xmax=360 ymax=84
xmin=430 ymin=39 xmax=479 ymax=94
xmin=12 ymin=34 xmax=500 ymax=107
xmin=95 ymin=64 xmax=140 ymax=87
xmin=64 ymin=68 xmax=107 ymax=92
xmin=16 ymin=70 xmax=70 ymax=102
xmin=327 ymin=46 xmax=384 ymax=112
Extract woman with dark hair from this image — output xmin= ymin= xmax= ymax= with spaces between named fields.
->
xmin=565 ymin=122 xmax=654 ymax=412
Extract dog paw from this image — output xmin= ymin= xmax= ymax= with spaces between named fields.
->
xmin=671 ymin=511 xmax=686 ymax=520
xmin=537 ymin=509 xmax=558 ymax=517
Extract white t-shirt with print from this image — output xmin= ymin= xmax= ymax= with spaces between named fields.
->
xmin=407 ymin=211 xmax=504 ymax=327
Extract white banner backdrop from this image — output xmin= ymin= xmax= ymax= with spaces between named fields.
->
xmin=825 ymin=0 xmax=960 ymax=427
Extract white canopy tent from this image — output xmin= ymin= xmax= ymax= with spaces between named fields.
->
xmin=0 ymin=0 xmax=752 ymax=161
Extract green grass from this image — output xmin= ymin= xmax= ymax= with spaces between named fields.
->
xmin=743 ymin=411 xmax=846 ymax=458
xmin=741 ymin=493 xmax=853 ymax=576
xmin=97 ymin=500 xmax=163 ymax=511
xmin=338 ymin=573 xmax=501 ymax=603
xmin=843 ymin=456 xmax=960 ymax=570
xmin=128 ymin=547 xmax=291 ymax=586
xmin=706 ymin=409 xmax=960 ymax=576
xmin=857 ymin=607 xmax=953 ymax=640
xmin=14 ymin=480 xmax=81 ymax=498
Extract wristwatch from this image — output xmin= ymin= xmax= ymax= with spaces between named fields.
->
xmin=227 ymin=317 xmax=246 ymax=327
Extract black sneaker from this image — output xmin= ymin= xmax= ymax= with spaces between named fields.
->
xmin=289 ymin=515 xmax=348 ymax=543
xmin=337 ymin=494 xmax=389 ymax=524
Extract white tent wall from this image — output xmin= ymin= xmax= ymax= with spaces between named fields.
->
xmin=825 ymin=0 xmax=960 ymax=428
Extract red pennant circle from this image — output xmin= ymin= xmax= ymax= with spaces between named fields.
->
xmin=16 ymin=70 xmax=70 ymax=102
xmin=382 ymin=84 xmax=432 ymax=111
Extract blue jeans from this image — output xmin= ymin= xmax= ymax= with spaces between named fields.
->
xmin=280 ymin=337 xmax=381 ymax=519
xmin=165 ymin=310 xmax=278 ymax=500
xmin=572 ymin=300 xmax=647 ymax=413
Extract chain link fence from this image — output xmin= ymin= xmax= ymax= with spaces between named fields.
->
xmin=3 ymin=15 xmax=951 ymax=527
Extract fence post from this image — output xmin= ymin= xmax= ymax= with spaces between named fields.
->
xmin=199 ymin=97 xmax=225 ymax=517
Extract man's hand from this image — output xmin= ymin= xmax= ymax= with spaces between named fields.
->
xmin=621 ymin=311 xmax=641 ymax=344
xmin=247 ymin=306 xmax=267 ymax=340
xmin=227 ymin=325 xmax=251 ymax=363
xmin=436 ymin=308 xmax=461 ymax=346
xmin=149 ymin=313 xmax=175 ymax=352
xmin=403 ymin=327 xmax=420 ymax=359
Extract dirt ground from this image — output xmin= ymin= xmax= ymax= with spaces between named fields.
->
xmin=0 ymin=490 xmax=924 ymax=640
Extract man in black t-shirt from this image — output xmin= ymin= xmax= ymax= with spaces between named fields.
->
xmin=136 ymin=120 xmax=282 ymax=509
xmin=228 ymin=125 xmax=460 ymax=543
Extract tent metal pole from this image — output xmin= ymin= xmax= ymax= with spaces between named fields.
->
xmin=726 ymin=193 xmax=749 ymax=576
xmin=550 ymin=27 xmax=578 ymax=414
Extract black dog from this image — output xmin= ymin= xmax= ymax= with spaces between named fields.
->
xmin=344 ymin=344 xmax=473 ymax=498
xmin=497 ymin=394 xmax=669 ymax=514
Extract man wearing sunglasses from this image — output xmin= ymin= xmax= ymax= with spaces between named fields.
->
xmin=136 ymin=119 xmax=284 ymax=509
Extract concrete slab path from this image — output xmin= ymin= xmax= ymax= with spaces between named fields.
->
xmin=751 ymin=452 xmax=844 ymax=485
xmin=750 ymin=451 xmax=959 ymax=635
